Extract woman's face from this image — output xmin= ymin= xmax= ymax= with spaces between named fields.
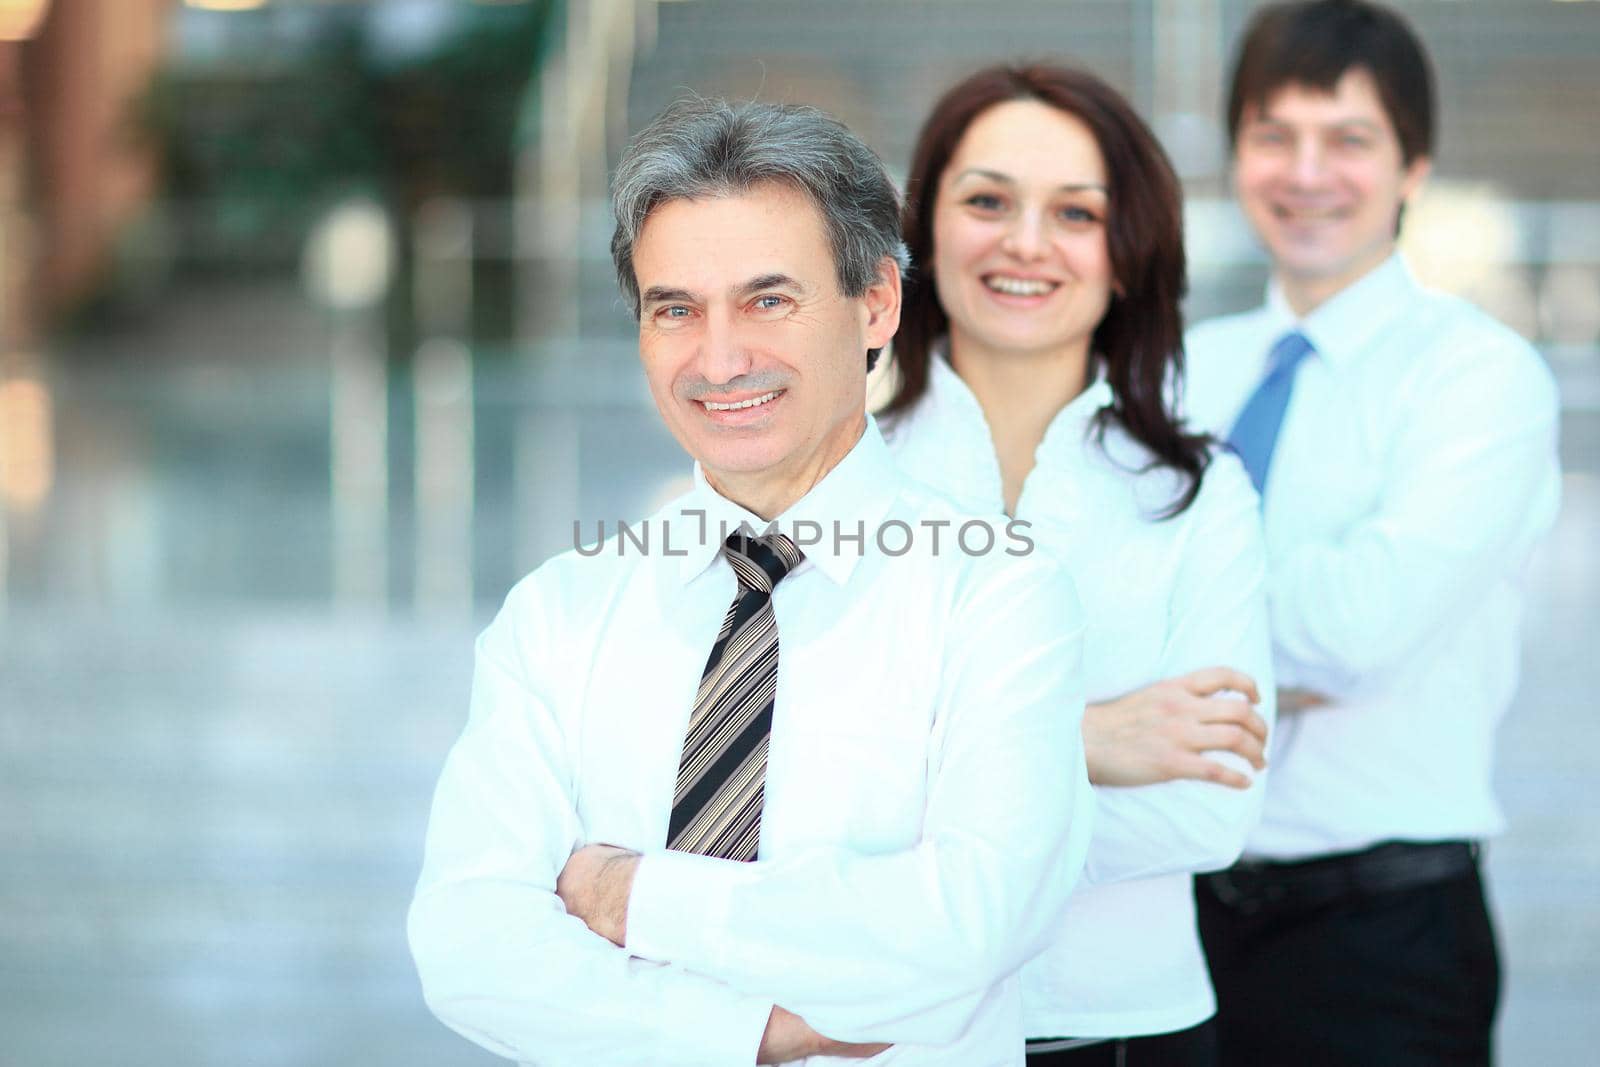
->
xmin=931 ymin=99 xmax=1116 ymax=363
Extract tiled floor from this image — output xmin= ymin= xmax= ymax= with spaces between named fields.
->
xmin=0 ymin=610 xmax=496 ymax=1066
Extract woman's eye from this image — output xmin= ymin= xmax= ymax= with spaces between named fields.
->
xmin=1059 ymin=205 xmax=1099 ymax=224
xmin=964 ymin=193 xmax=1004 ymax=211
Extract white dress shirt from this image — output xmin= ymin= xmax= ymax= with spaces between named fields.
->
xmin=1184 ymin=254 xmax=1561 ymax=859
xmin=408 ymin=418 xmax=1096 ymax=1067
xmin=885 ymin=356 xmax=1273 ymax=1039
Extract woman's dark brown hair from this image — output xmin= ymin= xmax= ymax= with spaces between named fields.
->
xmin=884 ymin=63 xmax=1210 ymax=518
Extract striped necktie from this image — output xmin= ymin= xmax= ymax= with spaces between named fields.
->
xmin=668 ymin=532 xmax=804 ymax=861
xmin=1227 ymin=330 xmax=1316 ymax=495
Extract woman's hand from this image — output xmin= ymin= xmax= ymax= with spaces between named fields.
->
xmin=1082 ymin=667 xmax=1267 ymax=789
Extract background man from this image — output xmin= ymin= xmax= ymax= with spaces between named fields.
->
xmin=408 ymin=98 xmax=1096 ymax=1066
xmin=1184 ymin=2 xmax=1562 ymax=1064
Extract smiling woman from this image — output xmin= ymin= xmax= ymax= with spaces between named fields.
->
xmin=931 ymin=100 xmax=1115 ymax=403
xmin=883 ymin=63 xmax=1275 ymax=1066
xmin=885 ymin=65 xmax=1205 ymax=516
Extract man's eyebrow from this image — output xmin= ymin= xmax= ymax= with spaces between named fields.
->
xmin=640 ymin=285 xmax=699 ymax=306
xmin=1325 ymin=118 xmax=1384 ymax=133
xmin=737 ymin=273 xmax=808 ymax=297
xmin=950 ymin=167 xmax=1106 ymax=194
xmin=1254 ymin=112 xmax=1384 ymax=133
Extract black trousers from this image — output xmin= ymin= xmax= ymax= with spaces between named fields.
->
xmin=1025 ymin=1021 xmax=1216 ymax=1066
xmin=1195 ymin=852 xmax=1499 ymax=1066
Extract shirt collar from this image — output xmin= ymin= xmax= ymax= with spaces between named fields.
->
xmin=926 ymin=342 xmax=1111 ymax=464
xmin=1265 ymin=253 xmax=1418 ymax=370
xmin=925 ymin=346 xmax=987 ymax=427
xmin=670 ymin=416 xmax=901 ymax=588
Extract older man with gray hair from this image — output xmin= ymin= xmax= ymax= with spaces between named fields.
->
xmin=408 ymin=98 xmax=1095 ymax=1066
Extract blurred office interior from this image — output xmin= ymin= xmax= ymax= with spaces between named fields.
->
xmin=0 ymin=1 xmax=1596 ymax=1063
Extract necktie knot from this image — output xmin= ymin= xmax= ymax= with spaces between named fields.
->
xmin=1267 ymin=330 xmax=1316 ymax=379
xmin=724 ymin=532 xmax=803 ymax=595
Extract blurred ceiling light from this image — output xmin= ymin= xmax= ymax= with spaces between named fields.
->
xmin=182 ymin=0 xmax=269 ymax=12
xmin=303 ymin=198 xmax=394 ymax=312
xmin=0 ymin=0 xmax=51 ymax=42
xmin=0 ymin=375 xmax=53 ymax=513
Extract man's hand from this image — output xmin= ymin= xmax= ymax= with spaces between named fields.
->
xmin=1278 ymin=686 xmax=1330 ymax=713
xmin=1083 ymin=667 xmax=1267 ymax=790
xmin=757 ymin=1006 xmax=890 ymax=1064
xmin=555 ymin=843 xmax=641 ymax=946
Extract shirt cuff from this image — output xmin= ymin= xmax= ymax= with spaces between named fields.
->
xmin=627 ymin=848 xmax=758 ymax=977
xmin=650 ymin=977 xmax=774 ymax=1067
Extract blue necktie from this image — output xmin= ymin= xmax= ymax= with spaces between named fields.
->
xmin=1227 ymin=330 xmax=1315 ymax=495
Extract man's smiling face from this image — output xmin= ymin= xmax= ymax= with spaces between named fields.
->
xmin=1234 ymin=67 xmax=1431 ymax=312
xmin=632 ymin=181 xmax=898 ymax=513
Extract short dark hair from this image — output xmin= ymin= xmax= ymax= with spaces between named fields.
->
xmin=1227 ymin=0 xmax=1435 ymax=167
xmin=886 ymin=63 xmax=1211 ymax=519
xmin=610 ymin=98 xmax=910 ymax=370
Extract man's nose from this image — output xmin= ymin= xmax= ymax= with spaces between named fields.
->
xmin=698 ymin=307 xmax=754 ymax=384
xmin=1290 ymin=137 xmax=1329 ymax=186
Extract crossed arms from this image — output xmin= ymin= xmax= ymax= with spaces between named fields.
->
xmin=408 ymin=557 xmax=1094 ymax=1066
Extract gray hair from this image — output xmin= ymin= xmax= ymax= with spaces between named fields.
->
xmin=610 ymin=98 xmax=910 ymax=359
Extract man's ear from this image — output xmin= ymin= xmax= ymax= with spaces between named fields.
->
xmin=862 ymin=256 xmax=903 ymax=351
xmin=1400 ymin=154 xmax=1432 ymax=203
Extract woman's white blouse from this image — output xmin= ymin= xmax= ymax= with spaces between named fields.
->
xmin=885 ymin=355 xmax=1275 ymax=1038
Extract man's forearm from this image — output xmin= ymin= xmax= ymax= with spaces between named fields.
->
xmin=556 ymin=843 xmax=640 ymax=945
xmin=620 ymin=828 xmax=1083 ymax=1045
xmin=558 ymin=849 xmax=888 ymax=1063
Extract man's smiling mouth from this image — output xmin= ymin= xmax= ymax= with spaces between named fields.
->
xmin=700 ymin=390 xmax=784 ymax=412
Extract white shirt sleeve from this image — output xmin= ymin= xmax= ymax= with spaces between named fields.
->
xmin=1268 ymin=335 xmax=1561 ymax=690
xmin=624 ymin=556 xmax=1094 ymax=1046
xmin=407 ymin=594 xmax=775 ymax=1067
xmin=1082 ymin=456 xmax=1276 ymax=884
